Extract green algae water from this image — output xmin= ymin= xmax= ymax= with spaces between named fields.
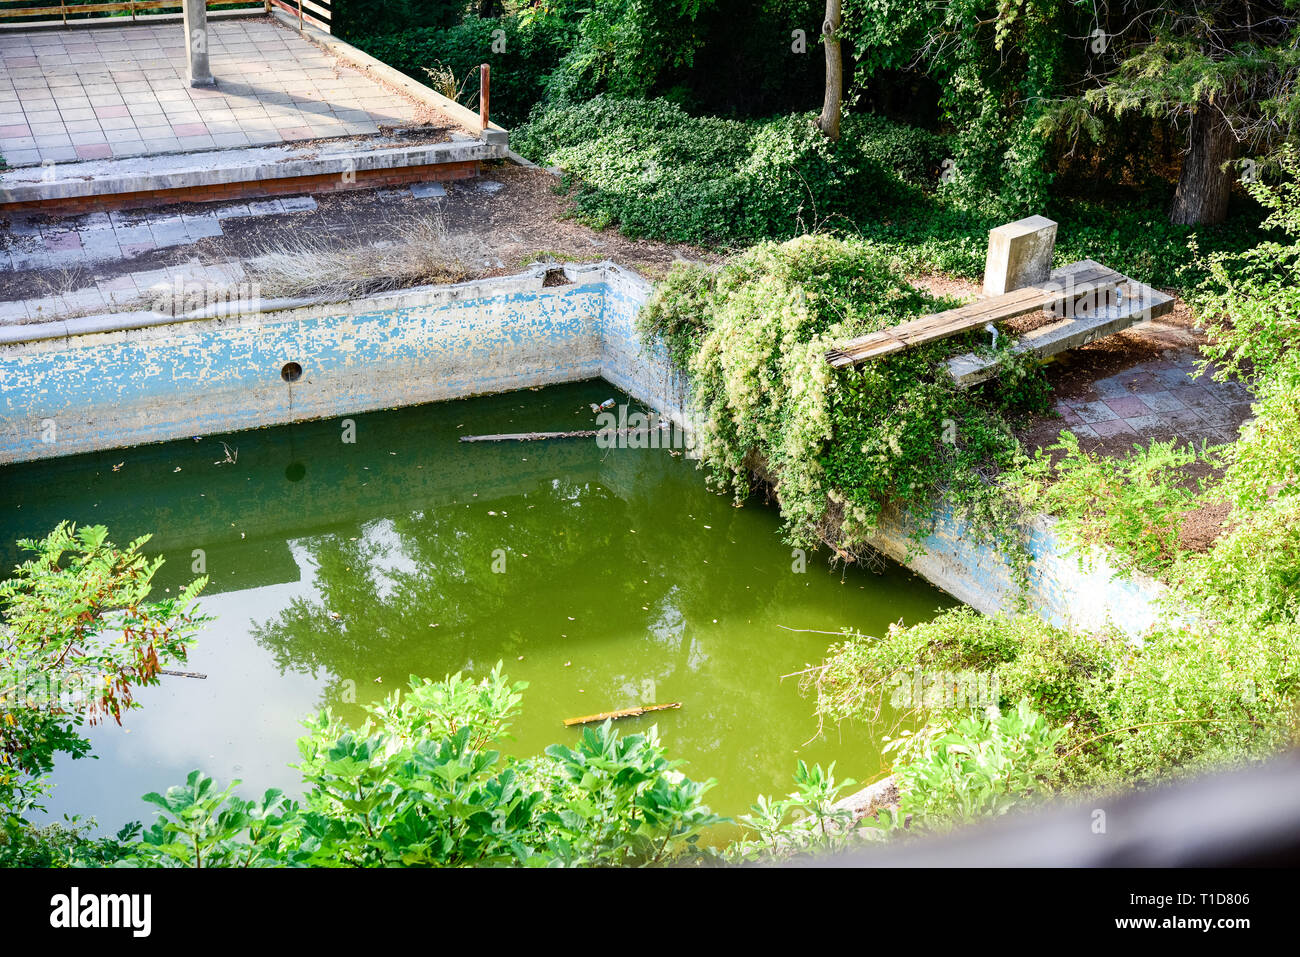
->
xmin=0 ymin=380 xmax=955 ymax=832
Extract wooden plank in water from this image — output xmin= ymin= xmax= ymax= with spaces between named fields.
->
xmin=563 ymin=702 xmax=681 ymax=727
xmin=825 ymin=261 xmax=1126 ymax=368
xmin=459 ymin=427 xmax=654 ymax=443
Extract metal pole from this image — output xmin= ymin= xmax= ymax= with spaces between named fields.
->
xmin=182 ymin=0 xmax=215 ymax=87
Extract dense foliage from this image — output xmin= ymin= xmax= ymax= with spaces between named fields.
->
xmin=515 ymin=96 xmax=1262 ymax=286
xmin=119 ymin=667 xmax=724 ymax=867
xmin=514 ymin=98 xmax=942 ymax=245
xmin=642 ymin=233 xmax=1046 ymax=571
xmin=358 ymin=11 xmax=578 ymax=127
xmin=805 ymin=157 xmax=1300 ymax=808
xmin=0 ymin=525 xmax=206 ymax=819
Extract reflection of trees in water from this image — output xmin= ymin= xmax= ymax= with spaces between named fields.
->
xmin=248 ymin=451 xmax=873 ymax=787
xmin=251 ymin=477 xmax=640 ymax=705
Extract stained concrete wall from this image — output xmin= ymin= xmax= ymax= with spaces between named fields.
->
xmin=0 ymin=261 xmax=1164 ymax=636
xmin=0 ymin=265 xmax=609 ymax=464
xmin=868 ymin=504 xmax=1166 ymax=637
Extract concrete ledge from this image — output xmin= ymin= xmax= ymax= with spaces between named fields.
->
xmin=269 ymin=8 xmax=509 ymax=147
xmin=0 ymin=260 xmax=688 ymax=463
xmin=0 ymin=139 xmax=501 ymax=207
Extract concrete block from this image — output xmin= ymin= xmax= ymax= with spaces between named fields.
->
xmin=982 ymin=215 xmax=1058 ymax=296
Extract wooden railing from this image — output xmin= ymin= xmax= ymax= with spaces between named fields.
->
xmin=0 ymin=0 xmax=331 ymax=32
xmin=268 ymin=0 xmax=328 ymax=32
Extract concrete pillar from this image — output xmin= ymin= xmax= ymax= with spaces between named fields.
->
xmin=982 ymin=215 xmax=1057 ymax=296
xmin=183 ymin=0 xmax=215 ymax=87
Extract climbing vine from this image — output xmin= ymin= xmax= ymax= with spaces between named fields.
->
xmin=642 ymin=235 xmax=1048 ymax=576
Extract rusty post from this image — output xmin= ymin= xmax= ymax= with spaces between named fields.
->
xmin=479 ymin=63 xmax=490 ymax=130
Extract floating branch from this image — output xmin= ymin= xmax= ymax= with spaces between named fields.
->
xmin=159 ymin=669 xmax=207 ymax=679
xmin=459 ymin=428 xmax=649 ymax=443
xmin=563 ymin=702 xmax=681 ymax=727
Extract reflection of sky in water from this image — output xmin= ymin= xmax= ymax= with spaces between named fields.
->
xmin=5 ymin=381 xmax=956 ymax=833
xmin=44 ymin=580 xmax=326 ymax=828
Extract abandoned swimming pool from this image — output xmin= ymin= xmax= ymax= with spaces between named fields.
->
xmin=0 ymin=379 xmax=957 ymax=830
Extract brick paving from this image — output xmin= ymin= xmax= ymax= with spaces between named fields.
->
xmin=0 ymin=18 xmax=421 ymax=167
xmin=1053 ymin=354 xmax=1254 ymax=447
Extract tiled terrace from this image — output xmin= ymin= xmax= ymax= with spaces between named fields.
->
xmin=1054 ymin=354 xmax=1254 ymax=447
xmin=0 ymin=17 xmax=422 ymax=167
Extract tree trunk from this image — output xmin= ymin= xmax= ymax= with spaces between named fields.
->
xmin=817 ymin=0 xmax=842 ymax=142
xmin=1170 ymin=105 xmax=1237 ymax=225
xmin=478 ymin=0 xmax=498 ymax=18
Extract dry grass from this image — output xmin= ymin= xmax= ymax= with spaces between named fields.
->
xmin=238 ymin=209 xmax=484 ymax=303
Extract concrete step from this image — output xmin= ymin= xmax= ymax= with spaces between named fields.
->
xmin=0 ymin=133 xmax=505 ymax=213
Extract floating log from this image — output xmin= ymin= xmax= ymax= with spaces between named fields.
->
xmin=563 ymin=702 xmax=681 ymax=727
xmin=459 ymin=427 xmax=650 ymax=443
xmin=159 ymin=669 xmax=207 ymax=679
xmin=460 ymin=429 xmax=601 ymax=443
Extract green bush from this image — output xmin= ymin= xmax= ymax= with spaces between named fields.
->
xmin=811 ymin=600 xmax=1299 ymax=791
xmin=357 ymin=15 xmax=578 ymax=128
xmin=1017 ymin=431 xmax=1208 ymax=576
xmin=886 ymin=700 xmax=1068 ymax=828
xmin=122 ymin=666 xmax=722 ymax=867
xmin=809 ymin=608 xmax=1115 ymax=733
xmin=514 ymin=97 xmax=927 ymax=246
xmin=643 ymin=234 xmax=1045 ymax=571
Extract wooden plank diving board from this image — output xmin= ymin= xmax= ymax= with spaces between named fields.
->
xmin=825 ymin=260 xmax=1127 ymax=368
xmin=945 ymin=278 xmax=1176 ymax=389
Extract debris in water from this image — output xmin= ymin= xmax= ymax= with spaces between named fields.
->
xmin=564 ymin=702 xmax=681 ymax=727
xmin=112 ymin=462 xmax=124 ymax=471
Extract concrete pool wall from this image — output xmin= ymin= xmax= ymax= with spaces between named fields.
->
xmin=0 ymin=262 xmax=688 ymax=465
xmin=0 ymin=261 xmax=1162 ymax=636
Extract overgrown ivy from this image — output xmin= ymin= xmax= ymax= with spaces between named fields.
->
xmin=642 ymin=234 xmax=1048 ymax=579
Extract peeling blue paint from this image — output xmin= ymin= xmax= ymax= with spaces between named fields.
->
xmin=0 ymin=260 xmax=1163 ymax=636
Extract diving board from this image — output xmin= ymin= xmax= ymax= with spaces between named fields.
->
xmin=945 ymin=266 xmax=1175 ymax=388
xmin=825 ymin=260 xmax=1127 ymax=368
xmin=824 ymin=215 xmax=1173 ymax=385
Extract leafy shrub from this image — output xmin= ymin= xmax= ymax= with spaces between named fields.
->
xmin=1219 ymin=356 xmax=1300 ymax=511
xmin=733 ymin=760 xmax=868 ymax=861
xmin=644 ymin=234 xmax=1044 ymax=568
xmin=808 ymin=608 xmax=1114 ymax=733
xmin=811 ymin=596 xmax=1299 ymax=791
xmin=539 ymin=0 xmax=715 ymax=104
xmin=849 ymin=114 xmax=953 ymax=187
xmin=124 ymin=666 xmax=722 ymax=867
xmin=1018 ymin=431 xmax=1207 ymax=576
xmin=885 ymin=700 xmax=1068 ymax=828
xmin=514 ymin=97 xmax=925 ymax=245
xmin=1 ymin=524 xmax=207 ymax=815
